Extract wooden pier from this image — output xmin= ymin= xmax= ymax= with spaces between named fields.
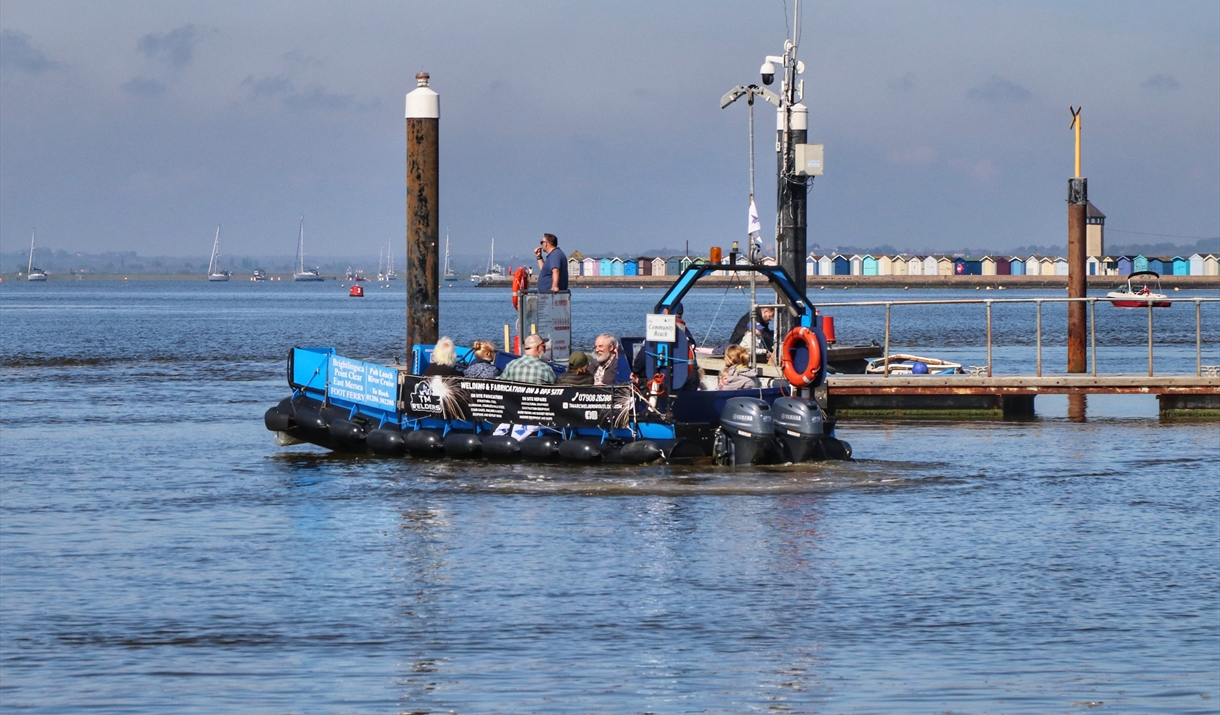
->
xmin=823 ymin=375 xmax=1220 ymax=417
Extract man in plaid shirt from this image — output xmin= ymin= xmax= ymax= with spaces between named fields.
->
xmin=500 ymin=334 xmax=556 ymax=384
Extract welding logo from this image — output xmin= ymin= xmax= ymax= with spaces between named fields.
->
xmin=408 ymin=378 xmax=442 ymax=413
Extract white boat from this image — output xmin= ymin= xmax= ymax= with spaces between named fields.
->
xmin=865 ymin=353 xmax=964 ymax=375
xmin=385 ymin=235 xmax=397 ymax=281
xmin=251 ymin=269 xmax=268 ymax=282
xmin=1107 ymin=271 xmax=1171 ymax=308
xmin=471 ymin=237 xmax=505 ymax=283
xmin=26 ymin=229 xmax=47 ymax=281
xmin=443 ymin=227 xmax=457 ymax=280
xmin=292 ymin=216 xmax=324 ymax=282
xmin=206 ymin=225 xmax=230 ymax=281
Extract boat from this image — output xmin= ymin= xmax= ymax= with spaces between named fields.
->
xmin=26 ymin=229 xmax=47 ymax=281
xmin=471 ymin=237 xmax=505 ymax=284
xmin=865 ymin=354 xmax=963 ymax=375
xmin=292 ymin=216 xmax=325 ymax=282
xmin=385 ymin=236 xmax=397 ymax=281
xmin=1107 ymin=271 xmax=1171 ymax=308
xmin=206 ymin=225 xmax=231 ymax=281
xmin=263 ymin=263 xmax=851 ymax=465
xmin=443 ymin=228 xmax=457 ymax=280
xmin=349 ymin=284 xmax=364 ymax=297
xmin=251 ymin=269 xmax=268 ymax=282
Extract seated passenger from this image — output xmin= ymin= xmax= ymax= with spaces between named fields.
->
xmin=500 ymin=334 xmax=556 ymax=384
xmin=463 ymin=340 xmax=502 ymax=379
xmin=592 ymin=333 xmax=621 ymax=386
xmin=718 ymin=344 xmax=759 ymax=390
xmin=556 ymin=351 xmax=594 ymax=386
xmin=422 ymin=336 xmax=463 ymax=377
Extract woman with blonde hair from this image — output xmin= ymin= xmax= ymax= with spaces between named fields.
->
xmin=462 ymin=339 xmax=501 ymax=379
xmin=718 ymin=344 xmax=759 ymax=390
xmin=423 ymin=336 xmax=462 ymax=377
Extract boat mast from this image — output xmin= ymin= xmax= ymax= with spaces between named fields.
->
xmin=208 ymin=225 xmax=221 ymax=275
xmin=444 ymin=227 xmax=451 ymax=275
xmin=28 ymin=229 xmax=35 ymax=274
xmin=488 ymin=237 xmax=495 ymax=274
xmin=297 ymin=215 xmax=305 ymax=273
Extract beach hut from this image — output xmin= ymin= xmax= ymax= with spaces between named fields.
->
xmin=922 ymin=255 xmax=938 ymax=276
xmin=1204 ymin=255 xmax=1219 ymax=276
xmin=679 ymin=256 xmax=694 ymax=272
xmin=1024 ymin=256 xmax=1040 ymax=276
xmin=568 ymin=257 xmax=582 ymax=276
xmin=636 ymin=257 xmax=651 ymax=276
xmin=609 ymin=257 xmax=625 ymax=276
xmin=806 ymin=254 xmax=818 ymax=276
xmin=651 ymin=257 xmax=667 ymax=276
xmin=1189 ymin=254 xmax=1204 ymax=276
xmin=1147 ymin=257 xmax=1167 ymax=275
xmin=1099 ymin=256 xmax=1117 ymax=275
xmin=1053 ymin=258 xmax=1068 ymax=275
xmin=598 ymin=257 xmax=613 ymax=276
xmin=850 ymin=255 xmax=864 ymax=275
xmin=878 ymin=255 xmax=894 ymax=275
xmin=833 ymin=255 xmax=851 ymax=275
xmin=937 ymin=256 xmax=954 ymax=275
xmin=906 ymin=256 xmax=923 ymax=275
xmin=1133 ymin=255 xmax=1149 ymax=273
xmin=1009 ymin=257 xmax=1025 ymax=275
xmin=1172 ymin=256 xmax=1188 ymax=275
xmin=953 ymin=257 xmax=982 ymax=275
xmin=1116 ymin=256 xmax=1132 ymax=275
xmin=665 ymin=256 xmax=680 ymax=275
xmin=862 ymin=255 xmax=878 ymax=276
xmin=893 ymin=255 xmax=908 ymax=275
xmin=583 ymin=257 xmax=599 ymax=276
xmin=819 ymin=255 xmax=834 ymax=275
xmin=981 ymin=256 xmax=996 ymax=276
xmin=623 ymin=258 xmax=637 ymax=276
xmin=1087 ymin=256 xmax=1100 ymax=276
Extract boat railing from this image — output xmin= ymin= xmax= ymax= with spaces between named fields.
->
xmin=810 ymin=296 xmax=1220 ymax=378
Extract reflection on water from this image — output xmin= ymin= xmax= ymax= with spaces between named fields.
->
xmin=1 ymin=282 xmax=1217 ymax=713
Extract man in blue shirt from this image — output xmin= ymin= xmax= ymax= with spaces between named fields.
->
xmin=534 ymin=233 xmax=568 ymax=292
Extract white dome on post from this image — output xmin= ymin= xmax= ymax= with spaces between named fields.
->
xmin=405 ymin=72 xmax=439 ymax=119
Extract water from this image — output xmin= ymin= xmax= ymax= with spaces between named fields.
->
xmin=2 ymin=280 xmax=1218 ymax=714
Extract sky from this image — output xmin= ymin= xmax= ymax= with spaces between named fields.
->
xmin=1 ymin=1 xmax=1217 ymax=263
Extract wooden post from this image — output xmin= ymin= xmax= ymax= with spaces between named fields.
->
xmin=1067 ymin=107 xmax=1087 ymax=373
xmin=406 ymin=73 xmax=440 ymax=363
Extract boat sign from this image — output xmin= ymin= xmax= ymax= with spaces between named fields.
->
xmin=327 ymin=355 xmax=398 ymax=411
xmin=646 ymin=314 xmax=677 ymax=342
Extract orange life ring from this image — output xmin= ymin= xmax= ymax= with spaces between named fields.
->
xmin=780 ymin=326 xmax=822 ymax=387
xmin=511 ymin=267 xmax=530 ymax=309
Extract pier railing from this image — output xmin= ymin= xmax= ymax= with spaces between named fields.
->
xmin=812 ymin=296 xmax=1220 ymax=378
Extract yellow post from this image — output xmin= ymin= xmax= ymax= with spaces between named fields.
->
xmin=1070 ymin=106 xmax=1081 ymax=177
xmin=503 ymin=324 xmax=510 ymax=352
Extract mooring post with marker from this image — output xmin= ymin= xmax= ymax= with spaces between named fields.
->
xmin=1067 ymin=106 xmax=1088 ymax=374
xmin=406 ymin=72 xmax=440 ymax=362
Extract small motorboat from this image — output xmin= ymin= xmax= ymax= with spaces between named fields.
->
xmin=866 ymin=354 xmax=963 ymax=375
xmin=349 ymin=285 xmax=364 ymax=298
xmin=1107 ymin=271 xmax=1171 ymax=308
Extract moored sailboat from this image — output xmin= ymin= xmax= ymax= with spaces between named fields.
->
xmin=27 ymin=229 xmax=48 ymax=281
xmin=207 ymin=225 xmax=231 ymax=281
xmin=292 ymin=216 xmax=324 ymax=281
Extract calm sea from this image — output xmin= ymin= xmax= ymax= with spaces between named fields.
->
xmin=2 ymin=280 xmax=1218 ymax=714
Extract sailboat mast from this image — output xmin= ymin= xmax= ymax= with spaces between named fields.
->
xmin=209 ymin=225 xmax=221 ymax=275
xmin=28 ymin=229 xmax=35 ymax=274
xmin=444 ymin=228 xmax=450 ymax=274
xmin=297 ymin=216 xmax=305 ymax=273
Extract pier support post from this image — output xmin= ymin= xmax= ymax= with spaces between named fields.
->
xmin=406 ymin=73 xmax=440 ymax=362
xmin=776 ymin=103 xmax=808 ymax=340
xmin=1067 ymin=177 xmax=1088 ymax=373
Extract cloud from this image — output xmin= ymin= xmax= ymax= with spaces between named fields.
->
xmin=243 ymin=74 xmax=376 ymax=112
xmin=0 ymin=29 xmax=60 ymax=74
xmin=966 ymin=75 xmax=1031 ymax=103
xmin=243 ymin=73 xmax=293 ymax=97
xmin=1142 ymin=73 xmax=1180 ymax=90
xmin=888 ymin=146 xmax=936 ymax=165
xmin=137 ymin=24 xmax=211 ymax=69
xmin=888 ymin=72 xmax=915 ymax=92
xmin=122 ymin=76 xmax=168 ymax=97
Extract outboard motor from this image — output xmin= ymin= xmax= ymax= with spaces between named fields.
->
xmin=772 ymin=397 xmax=824 ymax=463
xmin=718 ymin=397 xmax=774 ymax=466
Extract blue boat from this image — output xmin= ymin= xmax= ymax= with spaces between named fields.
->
xmin=263 ymin=264 xmax=851 ymax=465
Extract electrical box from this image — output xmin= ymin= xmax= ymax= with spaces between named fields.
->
xmin=795 ymin=143 xmax=824 ymax=176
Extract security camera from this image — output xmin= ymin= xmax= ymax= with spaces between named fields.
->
xmin=760 ymin=61 xmax=775 ymax=85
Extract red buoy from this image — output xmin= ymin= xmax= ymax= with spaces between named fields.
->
xmin=349 ymin=285 xmax=364 ymax=297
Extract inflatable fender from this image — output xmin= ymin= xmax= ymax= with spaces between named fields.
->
xmin=367 ymin=428 xmax=407 ymax=457
xmin=558 ymin=439 xmax=602 ymax=462
xmin=482 ymin=434 xmax=522 ymax=459
xmin=520 ymin=435 xmax=561 ymax=461
xmin=620 ymin=440 xmax=663 ymax=464
xmin=443 ymin=432 xmax=482 ymax=458
xmin=328 ymin=419 xmax=367 ymax=451
xmin=405 ymin=429 xmax=445 ymax=457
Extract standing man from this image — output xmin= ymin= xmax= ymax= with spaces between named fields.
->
xmin=534 ymin=233 xmax=568 ymax=293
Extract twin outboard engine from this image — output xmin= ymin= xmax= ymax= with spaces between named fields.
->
xmin=772 ymin=397 xmax=824 ymax=463
xmin=718 ymin=397 xmax=774 ymax=465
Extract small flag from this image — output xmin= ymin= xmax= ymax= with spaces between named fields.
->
xmin=748 ymin=198 xmax=762 ymax=247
